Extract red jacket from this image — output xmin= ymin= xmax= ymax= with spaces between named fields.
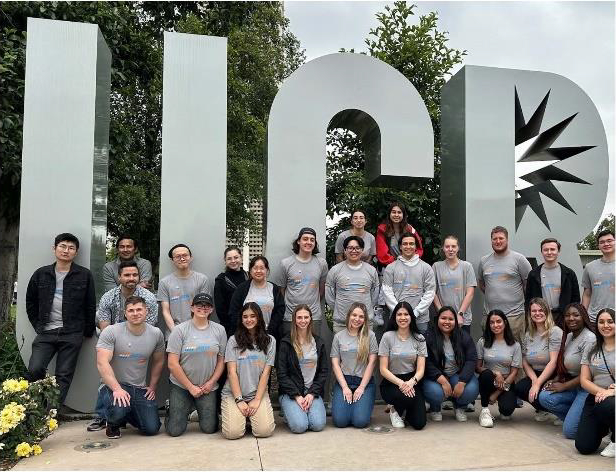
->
xmin=375 ymin=222 xmax=424 ymax=266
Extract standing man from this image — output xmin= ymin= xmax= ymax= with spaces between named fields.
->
xmin=326 ymin=236 xmax=380 ymax=333
xmin=382 ymin=232 xmax=435 ymax=333
xmin=278 ymin=227 xmax=329 ymax=336
xmin=25 ymin=233 xmax=96 ymax=408
xmin=582 ymin=229 xmax=615 ymax=322
xmin=477 ymin=226 xmax=532 ymax=342
xmin=334 ymin=209 xmax=377 ymax=263
xmin=102 ymin=235 xmax=153 ymax=292
xmin=96 ymin=295 xmax=165 ymax=439
xmin=157 ymin=243 xmax=212 ymax=339
xmin=525 ymin=238 xmax=580 ymax=327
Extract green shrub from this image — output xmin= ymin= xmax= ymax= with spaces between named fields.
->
xmin=0 ymin=320 xmax=27 ymax=381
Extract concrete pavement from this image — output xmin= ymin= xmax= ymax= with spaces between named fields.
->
xmin=12 ymin=403 xmax=614 ymax=470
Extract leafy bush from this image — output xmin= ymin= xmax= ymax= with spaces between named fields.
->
xmin=0 ymin=376 xmax=59 ymax=460
xmin=0 ymin=319 xmax=27 ymax=381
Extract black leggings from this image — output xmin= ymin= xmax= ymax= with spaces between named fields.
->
xmin=575 ymin=395 xmax=615 ymax=455
xmin=380 ymin=372 xmax=426 ymax=430
xmin=478 ymin=370 xmax=517 ymax=416
xmin=513 ymin=369 xmax=547 ymax=411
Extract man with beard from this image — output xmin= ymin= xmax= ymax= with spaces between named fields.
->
xmin=102 ymin=235 xmax=153 ymax=292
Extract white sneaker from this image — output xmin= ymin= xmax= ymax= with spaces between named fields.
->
xmin=430 ymin=411 xmax=443 ymax=422
xmin=479 ymin=407 xmax=494 ymax=428
xmin=499 ymin=413 xmax=511 ymax=421
xmin=389 ymin=408 xmax=405 ymax=428
xmin=188 ymin=410 xmax=199 ymax=422
xmin=534 ymin=411 xmax=551 ymax=422
xmin=600 ymin=441 xmax=615 ymax=458
xmin=454 ymin=408 xmax=467 ymax=422
xmin=516 ymin=398 xmax=524 ymax=408
xmin=442 ymin=400 xmax=454 ymax=410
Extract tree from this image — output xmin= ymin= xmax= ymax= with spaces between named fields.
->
xmin=326 ymin=2 xmax=465 ymax=266
xmin=578 ymin=214 xmax=615 ymax=250
xmin=0 ymin=2 xmax=304 ymax=321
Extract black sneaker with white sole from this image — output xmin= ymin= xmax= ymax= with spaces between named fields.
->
xmin=106 ymin=425 xmax=121 ymax=439
xmin=87 ymin=417 xmax=106 ymax=432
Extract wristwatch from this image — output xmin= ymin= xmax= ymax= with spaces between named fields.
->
xmin=234 ymin=395 xmax=244 ymax=404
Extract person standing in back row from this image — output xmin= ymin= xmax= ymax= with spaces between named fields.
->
xmin=334 ymin=209 xmax=376 ymax=263
xmin=582 ymin=230 xmax=615 ymax=323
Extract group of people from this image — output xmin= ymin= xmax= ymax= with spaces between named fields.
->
xmin=23 ymin=202 xmax=614 ymax=458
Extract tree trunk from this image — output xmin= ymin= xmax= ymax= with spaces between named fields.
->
xmin=0 ymin=216 xmax=19 ymax=322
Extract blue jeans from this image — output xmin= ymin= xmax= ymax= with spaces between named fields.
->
xmin=539 ymin=386 xmax=588 ymax=439
xmin=422 ymin=374 xmax=479 ymax=412
xmin=94 ymin=383 xmax=110 ymax=420
xmin=104 ymin=384 xmax=161 ymax=435
xmin=279 ymin=394 xmax=326 ymax=434
xmin=331 ymin=375 xmax=375 ymax=428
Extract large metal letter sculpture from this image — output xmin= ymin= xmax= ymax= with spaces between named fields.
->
xmin=441 ymin=65 xmax=609 ymax=337
xmin=17 ymin=18 xmax=111 ymax=412
xmin=159 ymin=32 xmax=227 ymax=288
xmin=266 ymin=53 xmax=434 ymax=283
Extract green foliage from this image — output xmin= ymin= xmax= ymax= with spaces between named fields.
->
xmin=326 ymin=2 xmax=466 ymax=266
xmin=0 ymin=319 xmax=27 ymax=381
xmin=578 ymin=214 xmax=615 ymax=250
xmin=0 ymin=376 xmax=60 ymax=460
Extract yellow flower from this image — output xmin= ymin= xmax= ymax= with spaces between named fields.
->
xmin=48 ymin=418 xmax=58 ymax=431
xmin=15 ymin=442 xmax=32 ymax=458
xmin=0 ymin=402 xmax=26 ymax=434
xmin=32 ymin=444 xmax=43 ymax=456
xmin=2 ymin=378 xmax=29 ymax=393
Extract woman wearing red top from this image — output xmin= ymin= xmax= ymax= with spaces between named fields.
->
xmin=376 ymin=202 xmax=424 ymax=267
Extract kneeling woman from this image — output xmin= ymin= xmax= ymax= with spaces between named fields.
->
xmin=423 ymin=306 xmax=479 ymax=422
xmin=166 ymin=293 xmax=227 ymax=436
xmin=575 ymin=308 xmax=615 ymax=457
xmin=378 ymin=301 xmax=427 ymax=430
xmin=277 ymin=305 xmax=329 ymax=433
xmin=476 ymin=310 xmax=522 ymax=428
xmin=331 ymin=302 xmax=378 ymax=428
xmin=221 ymin=302 xmax=276 ymax=439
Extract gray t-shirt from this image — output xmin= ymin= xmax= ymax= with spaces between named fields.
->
xmin=102 ymin=257 xmax=153 ymax=293
xmin=563 ymin=328 xmax=596 ymax=377
xmin=476 ymin=338 xmax=522 ymax=376
xmin=378 ymin=331 xmax=427 ymax=375
xmin=166 ymin=320 xmax=227 ymax=389
xmin=477 ymin=250 xmax=532 ymax=317
xmin=157 ymin=271 xmax=211 ymax=335
xmin=432 ymin=260 xmax=477 ymax=326
xmin=325 ymin=262 xmax=379 ymax=324
xmin=221 ymin=335 xmax=276 ymax=401
xmin=278 ymin=255 xmax=329 ymax=321
xmin=582 ymin=343 xmax=615 ymax=389
xmin=522 ymin=326 xmax=563 ymax=371
xmin=331 ymin=329 xmax=378 ymax=378
xmin=540 ymin=265 xmax=562 ymax=311
xmin=443 ymin=338 xmax=458 ymax=376
xmin=299 ymin=338 xmax=318 ymax=390
xmin=582 ymin=259 xmax=615 ymax=321
xmin=334 ymin=230 xmax=376 ymax=260
xmin=45 ymin=270 xmax=67 ymax=331
xmin=96 ymin=323 xmax=165 ymax=387
xmin=244 ymin=281 xmax=275 ymax=328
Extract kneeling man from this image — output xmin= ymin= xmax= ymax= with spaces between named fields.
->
xmin=96 ymin=295 xmax=165 ymax=439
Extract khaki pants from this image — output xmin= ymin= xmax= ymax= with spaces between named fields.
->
xmin=221 ymin=394 xmax=275 ymax=440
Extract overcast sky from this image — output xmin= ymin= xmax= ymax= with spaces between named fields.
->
xmin=284 ymin=0 xmax=615 ymax=221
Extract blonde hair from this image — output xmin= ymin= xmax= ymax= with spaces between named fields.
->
xmin=527 ymin=297 xmax=555 ymax=338
xmin=345 ymin=302 xmax=371 ymax=365
xmin=291 ymin=304 xmax=313 ymax=359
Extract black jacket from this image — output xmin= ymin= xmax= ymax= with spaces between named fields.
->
xmin=425 ymin=329 xmax=477 ymax=383
xmin=525 ymin=262 xmax=580 ymax=317
xmin=26 ymin=262 xmax=96 ymax=337
xmin=228 ymin=279 xmax=285 ymax=341
xmin=214 ymin=269 xmax=249 ymax=337
xmin=276 ymin=334 xmax=329 ymax=398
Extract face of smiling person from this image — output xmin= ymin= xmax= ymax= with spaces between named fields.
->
xmin=348 ymin=307 xmax=365 ymax=331
xmin=242 ymin=309 xmax=258 ymax=331
xmin=438 ymin=310 xmax=456 ymax=335
xmin=443 ymin=238 xmax=459 ymax=261
xmin=395 ymin=307 xmax=411 ymax=329
xmin=117 ymin=238 xmax=137 ymax=261
xmin=400 ymin=236 xmax=416 ymax=259
xmin=192 ymin=302 xmax=213 ymax=320
xmin=489 ymin=315 xmax=505 ymax=335
xmin=351 ymin=211 xmax=366 ymax=230
xmin=565 ymin=306 xmax=583 ymax=333
xmin=598 ymin=234 xmax=615 ymax=257
xmin=541 ymin=242 xmax=559 ymax=264
xmin=295 ymin=309 xmax=311 ymax=331
xmin=491 ymin=232 xmax=508 ymax=254
xmin=345 ymin=241 xmax=363 ymax=263
xmin=597 ymin=312 xmax=615 ymax=340
xmin=225 ymin=250 xmax=242 ymax=271
xmin=118 ymin=267 xmax=139 ymax=290
xmin=171 ymin=247 xmax=192 ymax=270
xmin=298 ymin=234 xmax=315 ymax=254
xmin=125 ymin=302 xmax=147 ymax=325
xmin=390 ymin=206 xmax=403 ymax=225
xmin=250 ymin=260 xmax=267 ymax=283
xmin=530 ymin=303 xmax=547 ymax=327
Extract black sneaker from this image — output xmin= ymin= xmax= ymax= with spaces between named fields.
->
xmin=106 ymin=424 xmax=121 ymax=439
xmin=87 ymin=417 xmax=106 ymax=432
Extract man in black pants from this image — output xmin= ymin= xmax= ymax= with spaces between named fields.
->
xmin=25 ymin=233 xmax=96 ymax=408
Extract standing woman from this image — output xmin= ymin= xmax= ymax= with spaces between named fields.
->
xmin=214 ymin=247 xmax=248 ymax=338
xmin=277 ymin=305 xmax=329 ymax=433
xmin=228 ymin=256 xmax=285 ymax=342
xmin=514 ymin=298 xmax=563 ymax=419
xmin=538 ymin=303 xmax=596 ymax=439
xmin=476 ymin=310 xmax=522 ymax=428
xmin=378 ymin=301 xmax=427 ymax=430
xmin=432 ymin=235 xmax=477 ymax=334
xmin=576 ymin=308 xmax=615 ymax=457
xmin=220 ymin=302 xmax=276 ymax=440
xmin=331 ymin=302 xmax=378 ymax=428
xmin=423 ymin=306 xmax=479 ymax=422
xmin=376 ymin=202 xmax=423 ymax=266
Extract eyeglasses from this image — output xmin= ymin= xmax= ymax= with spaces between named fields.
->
xmin=173 ymin=254 xmax=190 ymax=261
xmin=57 ymin=244 xmax=77 ymax=251
xmin=346 ymin=246 xmax=362 ymax=252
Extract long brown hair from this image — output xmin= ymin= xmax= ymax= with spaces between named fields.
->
xmin=235 ymin=302 xmax=271 ymax=353
xmin=384 ymin=202 xmax=409 ymax=238
xmin=291 ymin=304 xmax=313 ymax=359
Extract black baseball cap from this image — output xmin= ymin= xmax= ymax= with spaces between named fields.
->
xmin=192 ymin=293 xmax=213 ymax=306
